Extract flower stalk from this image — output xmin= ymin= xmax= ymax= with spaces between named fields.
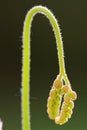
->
xmin=22 ymin=5 xmax=77 ymax=130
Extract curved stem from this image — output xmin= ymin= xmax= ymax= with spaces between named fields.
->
xmin=21 ymin=6 xmax=66 ymax=130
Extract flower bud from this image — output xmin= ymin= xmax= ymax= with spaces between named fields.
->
xmin=53 ymin=75 xmax=62 ymax=89
xmin=49 ymin=88 xmax=57 ymax=98
xmin=64 ymin=94 xmax=71 ymax=103
xmin=68 ymin=101 xmax=74 ymax=109
xmin=71 ymin=91 xmax=77 ymax=100
xmin=61 ymin=85 xmax=69 ymax=94
xmin=65 ymin=108 xmax=73 ymax=119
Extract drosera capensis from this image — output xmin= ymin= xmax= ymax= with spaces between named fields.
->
xmin=22 ymin=5 xmax=77 ymax=129
xmin=0 ymin=5 xmax=77 ymax=130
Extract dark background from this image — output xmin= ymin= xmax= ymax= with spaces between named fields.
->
xmin=0 ymin=0 xmax=87 ymax=130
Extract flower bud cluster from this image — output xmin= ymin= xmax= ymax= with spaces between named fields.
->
xmin=47 ymin=74 xmax=77 ymax=125
xmin=47 ymin=75 xmax=62 ymax=119
xmin=55 ymin=91 xmax=77 ymax=125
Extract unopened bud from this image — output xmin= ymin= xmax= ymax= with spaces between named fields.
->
xmin=64 ymin=94 xmax=71 ymax=103
xmin=49 ymin=88 xmax=57 ymax=98
xmin=61 ymin=85 xmax=69 ymax=94
xmin=53 ymin=75 xmax=62 ymax=89
xmin=71 ymin=91 xmax=77 ymax=100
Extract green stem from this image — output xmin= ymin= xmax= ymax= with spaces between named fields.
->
xmin=21 ymin=5 xmax=67 ymax=130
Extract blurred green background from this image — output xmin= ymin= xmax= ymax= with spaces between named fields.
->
xmin=0 ymin=0 xmax=87 ymax=130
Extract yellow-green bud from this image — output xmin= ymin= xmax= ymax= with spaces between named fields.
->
xmin=68 ymin=101 xmax=74 ymax=109
xmin=49 ymin=88 xmax=57 ymax=98
xmin=64 ymin=94 xmax=71 ymax=103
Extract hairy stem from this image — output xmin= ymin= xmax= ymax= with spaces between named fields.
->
xmin=22 ymin=5 xmax=67 ymax=130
